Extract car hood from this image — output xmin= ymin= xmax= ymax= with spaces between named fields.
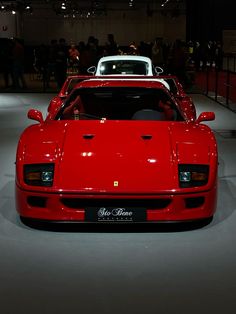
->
xmin=21 ymin=120 xmax=214 ymax=193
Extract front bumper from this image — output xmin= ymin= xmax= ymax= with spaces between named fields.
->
xmin=15 ymin=184 xmax=217 ymax=222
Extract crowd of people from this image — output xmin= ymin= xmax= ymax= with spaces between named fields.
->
xmin=0 ymin=34 xmax=224 ymax=90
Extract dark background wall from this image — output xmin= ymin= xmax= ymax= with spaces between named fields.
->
xmin=186 ymin=0 xmax=236 ymax=42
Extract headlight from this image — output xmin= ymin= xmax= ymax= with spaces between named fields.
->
xmin=24 ymin=164 xmax=54 ymax=187
xmin=178 ymin=164 xmax=209 ymax=188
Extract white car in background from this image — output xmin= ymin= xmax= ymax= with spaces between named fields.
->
xmin=87 ymin=55 xmax=164 ymax=76
xmin=87 ymin=55 xmax=169 ymax=90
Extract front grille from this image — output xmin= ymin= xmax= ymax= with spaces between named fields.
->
xmin=60 ymin=198 xmax=171 ymax=210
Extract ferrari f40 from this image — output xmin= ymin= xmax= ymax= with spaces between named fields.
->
xmin=15 ymin=78 xmax=218 ymax=226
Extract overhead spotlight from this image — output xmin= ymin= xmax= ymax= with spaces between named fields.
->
xmin=129 ymin=0 xmax=134 ymax=7
xmin=12 ymin=10 xmax=16 ymax=14
xmin=61 ymin=2 xmax=66 ymax=10
xmin=161 ymin=0 xmax=170 ymax=7
xmin=25 ymin=5 xmax=32 ymax=12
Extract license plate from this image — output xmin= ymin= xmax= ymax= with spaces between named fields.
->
xmin=85 ymin=207 xmax=146 ymax=222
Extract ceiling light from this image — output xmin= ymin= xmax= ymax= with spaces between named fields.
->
xmin=161 ymin=0 xmax=170 ymax=7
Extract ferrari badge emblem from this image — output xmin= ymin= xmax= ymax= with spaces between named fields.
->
xmin=114 ymin=181 xmax=119 ymax=187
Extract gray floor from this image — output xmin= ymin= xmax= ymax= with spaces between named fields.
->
xmin=0 ymin=93 xmax=236 ymax=314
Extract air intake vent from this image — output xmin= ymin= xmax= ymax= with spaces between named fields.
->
xmin=27 ymin=196 xmax=47 ymax=208
xmin=185 ymin=197 xmax=205 ymax=208
xmin=60 ymin=198 xmax=171 ymax=210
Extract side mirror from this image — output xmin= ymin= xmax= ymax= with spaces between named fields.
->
xmin=196 ymin=112 xmax=215 ymax=124
xmin=87 ymin=66 xmax=96 ymax=75
xmin=154 ymin=66 xmax=164 ymax=75
xmin=28 ymin=109 xmax=44 ymax=123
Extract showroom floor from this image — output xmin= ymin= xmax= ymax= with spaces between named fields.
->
xmin=0 ymin=92 xmax=235 ymax=314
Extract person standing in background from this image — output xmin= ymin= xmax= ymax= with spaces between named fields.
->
xmin=106 ymin=34 xmax=118 ymax=56
xmin=54 ymin=38 xmax=68 ymax=89
xmin=68 ymin=42 xmax=80 ymax=73
xmin=11 ymin=38 xmax=27 ymax=89
xmin=151 ymin=37 xmax=164 ymax=68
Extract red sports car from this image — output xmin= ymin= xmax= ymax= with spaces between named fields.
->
xmin=15 ymin=78 xmax=218 ymax=226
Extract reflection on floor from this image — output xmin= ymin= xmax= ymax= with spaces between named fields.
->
xmin=0 ymin=93 xmax=236 ymax=314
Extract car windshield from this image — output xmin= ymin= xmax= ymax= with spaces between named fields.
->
xmin=99 ymin=60 xmax=149 ymax=75
xmin=57 ymin=87 xmax=183 ymax=121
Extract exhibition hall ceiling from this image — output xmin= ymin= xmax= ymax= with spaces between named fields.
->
xmin=0 ymin=0 xmax=186 ymax=13
xmin=0 ymin=0 xmax=186 ymax=20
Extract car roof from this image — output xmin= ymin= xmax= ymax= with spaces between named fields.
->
xmin=97 ymin=55 xmax=152 ymax=63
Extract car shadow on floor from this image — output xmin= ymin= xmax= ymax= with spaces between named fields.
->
xmin=19 ymin=217 xmax=213 ymax=233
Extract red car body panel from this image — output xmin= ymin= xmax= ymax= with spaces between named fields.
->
xmin=15 ymin=78 xmax=218 ymax=224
